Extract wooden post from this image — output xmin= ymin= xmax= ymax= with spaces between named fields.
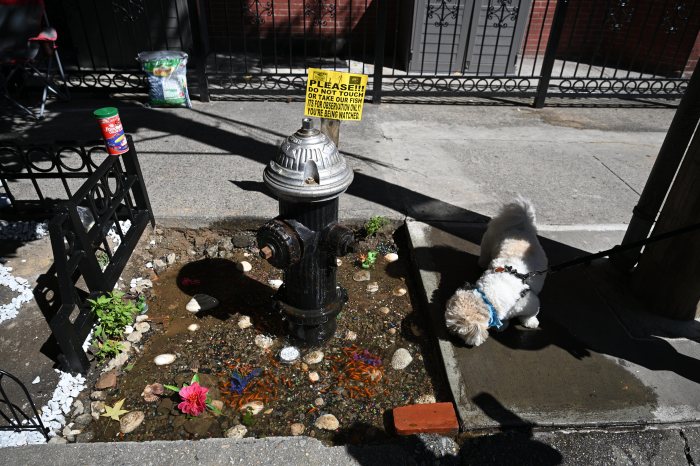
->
xmin=632 ymin=121 xmax=700 ymax=320
xmin=612 ymin=64 xmax=700 ymax=270
xmin=321 ymin=119 xmax=341 ymax=147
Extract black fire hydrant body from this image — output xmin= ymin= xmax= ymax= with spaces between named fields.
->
xmin=257 ymin=118 xmax=355 ymax=345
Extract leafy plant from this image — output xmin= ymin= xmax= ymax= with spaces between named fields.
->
xmin=96 ymin=339 xmax=123 ymax=362
xmin=96 ymin=251 xmax=110 ymax=270
xmin=89 ymin=290 xmax=138 ymax=341
xmin=364 ymin=216 xmax=388 ymax=237
xmin=241 ymin=408 xmax=256 ymax=427
xmin=360 ymin=251 xmax=378 ymax=269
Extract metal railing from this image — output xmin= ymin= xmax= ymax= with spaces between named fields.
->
xmin=0 ymin=370 xmax=49 ymax=441
xmin=40 ymin=0 xmax=700 ymax=105
xmin=1 ymin=138 xmax=154 ymax=374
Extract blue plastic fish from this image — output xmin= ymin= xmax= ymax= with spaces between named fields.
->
xmin=230 ymin=368 xmax=262 ymax=394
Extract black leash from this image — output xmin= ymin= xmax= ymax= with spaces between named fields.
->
xmin=523 ymin=221 xmax=700 ymax=277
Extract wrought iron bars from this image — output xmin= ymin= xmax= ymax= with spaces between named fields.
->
xmin=0 ymin=370 xmax=50 ymax=441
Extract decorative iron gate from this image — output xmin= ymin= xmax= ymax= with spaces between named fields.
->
xmin=41 ymin=0 xmax=700 ymax=105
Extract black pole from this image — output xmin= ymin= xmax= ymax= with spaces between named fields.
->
xmin=611 ymin=63 xmax=700 ymax=270
xmin=189 ymin=0 xmax=210 ymax=102
xmin=372 ymin=0 xmax=389 ymax=104
xmin=533 ymin=0 xmax=569 ymax=108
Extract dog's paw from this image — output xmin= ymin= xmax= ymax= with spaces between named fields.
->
xmin=521 ymin=316 xmax=539 ymax=329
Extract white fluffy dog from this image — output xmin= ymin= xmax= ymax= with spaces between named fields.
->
xmin=445 ymin=198 xmax=548 ymax=346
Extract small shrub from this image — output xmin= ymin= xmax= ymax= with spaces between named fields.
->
xmin=364 ymin=216 xmax=388 ymax=237
xmin=89 ymin=291 xmax=138 ymax=361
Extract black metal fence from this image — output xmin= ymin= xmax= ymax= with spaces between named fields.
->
xmin=41 ymin=0 xmax=700 ymax=105
xmin=0 ymin=370 xmax=49 ymax=441
xmin=0 ymin=138 xmax=154 ymax=374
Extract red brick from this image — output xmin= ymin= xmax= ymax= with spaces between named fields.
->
xmin=393 ymin=402 xmax=459 ymax=436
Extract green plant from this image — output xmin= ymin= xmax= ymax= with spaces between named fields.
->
xmin=96 ymin=251 xmax=109 ymax=270
xmin=96 ymin=339 xmax=123 ymax=362
xmin=364 ymin=216 xmax=388 ymax=237
xmin=89 ymin=290 xmax=138 ymax=343
xmin=241 ymin=407 xmax=256 ymax=427
xmin=360 ymin=250 xmax=378 ymax=269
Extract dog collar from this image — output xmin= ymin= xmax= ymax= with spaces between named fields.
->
xmin=476 ymin=288 xmax=503 ymax=329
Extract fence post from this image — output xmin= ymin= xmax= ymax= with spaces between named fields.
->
xmin=189 ymin=0 xmax=210 ymax=102
xmin=372 ymin=0 xmax=389 ymax=104
xmin=533 ymin=0 xmax=569 ymax=108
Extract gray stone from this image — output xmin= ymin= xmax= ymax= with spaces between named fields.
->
xmin=75 ymin=431 xmax=95 ymax=443
xmin=127 ymin=330 xmax=143 ymax=343
xmin=47 ymin=436 xmax=67 ymax=444
xmin=90 ymin=391 xmax=106 ymax=401
xmin=225 ymin=425 xmax=247 ymax=439
xmin=353 ymin=270 xmax=371 ymax=282
xmin=71 ymin=399 xmax=84 ymax=417
xmin=166 ymin=253 xmax=176 ymax=264
xmin=73 ymin=413 xmax=93 ymax=429
xmin=206 ymin=245 xmax=219 ymax=257
xmin=120 ymin=411 xmax=145 ymax=434
xmin=390 ymin=348 xmax=413 ymax=370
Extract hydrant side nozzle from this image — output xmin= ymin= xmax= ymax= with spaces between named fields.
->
xmin=323 ymin=224 xmax=356 ymax=257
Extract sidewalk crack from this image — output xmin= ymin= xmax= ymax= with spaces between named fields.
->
xmin=592 ymin=155 xmax=640 ymax=196
xmin=680 ymin=429 xmax=696 ymax=466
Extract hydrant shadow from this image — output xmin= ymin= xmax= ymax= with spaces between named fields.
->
xmin=175 ymin=258 xmax=287 ymax=337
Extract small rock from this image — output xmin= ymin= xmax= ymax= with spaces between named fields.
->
xmin=95 ymin=371 xmax=117 ymax=390
xmin=263 ymin=408 xmax=273 ymax=415
xmin=240 ymin=401 xmax=264 ymax=415
xmin=314 ymin=397 xmax=325 ymax=407
xmin=211 ymin=400 xmax=224 ymax=415
xmin=206 ymin=245 xmax=219 ymax=257
xmin=120 ymin=341 xmax=132 ymax=354
xmin=290 ymin=423 xmax=305 ymax=436
xmin=189 ymin=294 xmax=219 ymax=312
xmin=71 ymin=400 xmax=84 ymax=417
xmin=308 ymin=371 xmax=320 ymax=383
xmin=255 ymin=334 xmax=274 ymax=350
xmin=387 ymin=328 xmax=397 ymax=335
xmin=145 ymin=262 xmax=153 ymax=269
xmin=391 ymin=348 xmax=413 ymax=370
xmin=73 ymin=413 xmax=93 ymax=429
xmin=237 ymin=315 xmax=252 ymax=329
xmin=345 ymin=330 xmax=357 ymax=341
xmin=187 ymin=323 xmax=200 ymax=332
xmin=268 ymin=279 xmax=283 ymax=290
xmin=392 ymin=286 xmax=407 ymax=296
xmin=301 ymin=362 xmax=308 ymax=371
xmin=135 ymin=322 xmax=150 ymax=333
xmin=226 ymin=425 xmax=247 ymax=439
xmin=237 ymin=261 xmax=252 ymax=273
xmin=384 ymin=252 xmax=399 ymax=262
xmin=315 ymin=414 xmax=340 ymax=431
xmin=135 ymin=314 xmax=149 ymax=323
xmin=31 ymin=376 xmax=40 ymax=384
xmin=366 ymin=282 xmax=379 ymax=293
xmin=379 ymin=306 xmax=391 ymax=315
xmin=415 ymin=394 xmax=437 ymax=404
xmin=127 ymin=330 xmax=143 ymax=343
xmin=90 ymin=391 xmax=106 ymax=401
xmin=186 ymin=298 xmax=201 ymax=313
xmin=124 ymin=325 xmax=134 ymax=335
xmin=154 ymin=259 xmax=166 ymax=269
xmin=119 ymin=411 xmax=144 ymax=434
xmin=302 ymin=350 xmax=324 ymax=365
xmin=154 ymin=353 xmax=177 ymax=366
xmin=279 ymin=346 xmax=300 ymax=363
xmin=142 ymin=383 xmax=164 ymax=402
xmin=76 ymin=431 xmax=95 ymax=443
xmin=353 ymin=270 xmax=370 ymax=282
xmin=90 ymin=401 xmax=106 ymax=419
xmin=336 ymin=258 xmax=342 ymax=266
xmin=166 ymin=253 xmax=176 ymax=264
xmin=48 ymin=436 xmax=68 ymax=445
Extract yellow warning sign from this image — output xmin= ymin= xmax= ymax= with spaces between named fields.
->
xmin=304 ymin=68 xmax=368 ymax=121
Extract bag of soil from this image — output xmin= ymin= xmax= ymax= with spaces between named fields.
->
xmin=137 ymin=51 xmax=191 ymax=108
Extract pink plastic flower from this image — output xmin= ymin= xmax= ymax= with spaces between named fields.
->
xmin=177 ymin=382 xmax=209 ymax=416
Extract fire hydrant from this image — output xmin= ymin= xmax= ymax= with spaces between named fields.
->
xmin=257 ymin=118 xmax=355 ymax=345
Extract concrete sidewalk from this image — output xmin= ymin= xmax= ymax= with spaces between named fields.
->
xmin=5 ymin=99 xmax=698 ymax=464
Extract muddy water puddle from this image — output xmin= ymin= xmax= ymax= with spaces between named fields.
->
xmin=88 ymin=226 xmax=442 ymax=445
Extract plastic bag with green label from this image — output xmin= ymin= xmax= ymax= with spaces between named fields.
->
xmin=137 ymin=51 xmax=191 ymax=108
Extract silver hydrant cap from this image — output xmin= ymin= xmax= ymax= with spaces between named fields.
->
xmin=263 ymin=118 xmax=353 ymax=202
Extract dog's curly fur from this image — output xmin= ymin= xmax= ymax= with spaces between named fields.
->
xmin=445 ymin=198 xmax=548 ymax=346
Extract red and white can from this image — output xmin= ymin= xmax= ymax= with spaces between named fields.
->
xmin=93 ymin=107 xmax=129 ymax=156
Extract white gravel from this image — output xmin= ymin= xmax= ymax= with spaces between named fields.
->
xmin=0 ymin=264 xmax=34 ymax=324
